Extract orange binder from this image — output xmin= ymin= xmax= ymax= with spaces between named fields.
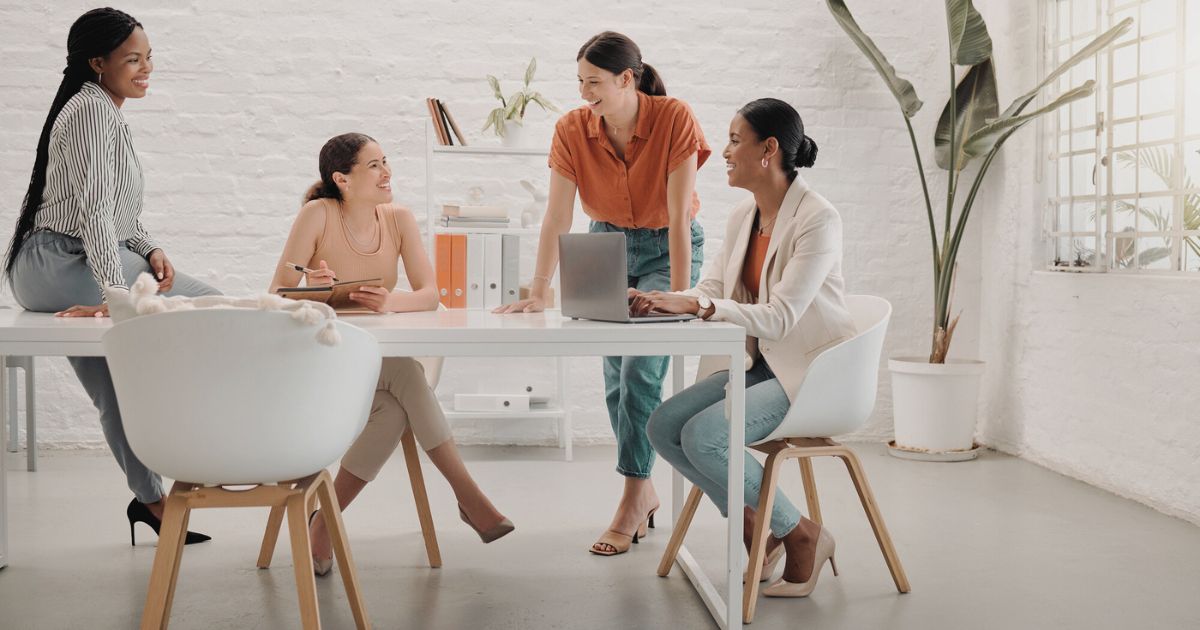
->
xmin=450 ymin=234 xmax=468 ymax=308
xmin=436 ymin=233 xmax=453 ymax=308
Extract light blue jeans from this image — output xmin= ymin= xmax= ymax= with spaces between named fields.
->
xmin=590 ymin=220 xmax=704 ymax=478
xmin=10 ymin=230 xmax=221 ymax=504
xmin=647 ymin=360 xmax=802 ymax=538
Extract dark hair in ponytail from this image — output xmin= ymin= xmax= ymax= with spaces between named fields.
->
xmin=304 ymin=133 xmax=377 ymax=203
xmin=4 ymin=8 xmax=142 ymax=276
xmin=737 ymin=98 xmax=818 ymax=179
xmin=576 ymin=31 xmax=665 ymax=96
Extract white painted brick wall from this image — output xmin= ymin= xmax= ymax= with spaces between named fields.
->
xmin=0 ymin=1 xmax=975 ymax=451
xmin=978 ymin=3 xmax=1200 ymax=525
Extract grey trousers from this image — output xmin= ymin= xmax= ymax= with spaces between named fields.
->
xmin=9 ymin=230 xmax=221 ymax=504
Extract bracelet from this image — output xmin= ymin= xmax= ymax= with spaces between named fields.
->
xmin=532 ymin=275 xmax=550 ymax=284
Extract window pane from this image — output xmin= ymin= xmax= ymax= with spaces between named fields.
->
xmin=1140 ymin=196 xmax=1175 ymax=230
xmin=1058 ymin=157 xmax=1072 ymax=197
xmin=1112 ymin=43 xmax=1138 ymax=83
xmin=1073 ymin=0 xmax=1097 ymax=35
xmin=1112 ymin=120 xmax=1137 ymax=148
xmin=1136 ymin=148 xmax=1174 ymax=194
xmin=1058 ymin=0 xmax=1071 ymax=41
xmin=1112 ymin=198 xmax=1138 ymax=231
xmin=1140 ymin=74 xmax=1175 ymax=116
xmin=1185 ymin=239 xmax=1200 ymax=270
xmin=1112 ymin=150 xmax=1139 ymax=195
xmin=1140 ymin=0 xmax=1175 ymax=35
xmin=1140 ymin=32 xmax=1176 ymax=75
xmin=1188 ymin=3 xmax=1200 ymax=63
xmin=1074 ymin=200 xmax=1098 ymax=231
xmin=1187 ymin=73 xmax=1200 ymax=135
xmin=1071 ymin=92 xmax=1096 ymax=123
xmin=1184 ymin=140 xmax=1199 ymax=191
xmin=1057 ymin=203 xmax=1072 ymax=230
xmin=1072 ymin=237 xmax=1098 ymax=265
xmin=1112 ymin=228 xmax=1137 ymax=267
xmin=1072 ymin=154 xmax=1096 ymax=194
xmin=1140 ymin=114 xmax=1175 ymax=144
xmin=1073 ymin=128 xmax=1096 ymax=152
xmin=1137 ymin=236 xmax=1173 ymax=270
xmin=1113 ymin=82 xmax=1138 ymax=120
xmin=1058 ymin=131 xmax=1072 ymax=154
xmin=1071 ymin=56 xmax=1097 ymax=85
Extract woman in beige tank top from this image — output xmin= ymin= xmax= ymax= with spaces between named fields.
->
xmin=271 ymin=133 xmax=514 ymax=575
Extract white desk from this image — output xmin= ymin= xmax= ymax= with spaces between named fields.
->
xmin=0 ymin=309 xmax=748 ymax=629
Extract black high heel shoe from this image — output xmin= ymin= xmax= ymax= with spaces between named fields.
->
xmin=126 ymin=498 xmax=212 ymax=546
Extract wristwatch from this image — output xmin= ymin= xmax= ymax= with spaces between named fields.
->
xmin=696 ymin=294 xmax=713 ymax=318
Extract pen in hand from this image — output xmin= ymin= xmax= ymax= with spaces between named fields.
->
xmin=284 ymin=261 xmax=338 ymax=282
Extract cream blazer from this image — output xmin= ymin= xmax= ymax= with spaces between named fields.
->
xmin=684 ymin=175 xmax=856 ymax=401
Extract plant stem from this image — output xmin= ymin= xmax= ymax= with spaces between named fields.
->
xmin=905 ymin=117 xmax=941 ymax=276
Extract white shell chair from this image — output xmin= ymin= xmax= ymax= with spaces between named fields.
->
xmin=657 ymin=295 xmax=910 ymax=623
xmin=104 ymin=309 xmax=380 ymax=630
xmin=259 ymin=356 xmax=447 ymax=570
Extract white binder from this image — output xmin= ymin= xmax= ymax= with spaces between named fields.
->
xmin=483 ymin=234 xmax=503 ymax=308
xmin=501 ymin=234 xmax=520 ymax=305
xmin=466 ymin=234 xmax=485 ymax=309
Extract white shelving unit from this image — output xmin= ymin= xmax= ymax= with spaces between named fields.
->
xmin=423 ymin=121 xmax=572 ymax=461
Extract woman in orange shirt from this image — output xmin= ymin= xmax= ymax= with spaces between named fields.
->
xmin=495 ymin=31 xmax=710 ymax=557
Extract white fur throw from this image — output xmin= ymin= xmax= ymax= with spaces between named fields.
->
xmin=107 ymin=273 xmax=342 ymax=346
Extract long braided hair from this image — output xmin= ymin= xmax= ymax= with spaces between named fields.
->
xmin=4 ymin=8 xmax=142 ymax=276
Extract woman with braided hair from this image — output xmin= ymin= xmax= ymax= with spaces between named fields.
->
xmin=5 ymin=8 xmax=220 ymax=544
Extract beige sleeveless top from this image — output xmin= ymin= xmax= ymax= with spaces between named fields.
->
xmin=308 ymin=200 xmax=402 ymax=291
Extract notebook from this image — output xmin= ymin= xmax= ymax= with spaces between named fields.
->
xmin=276 ymin=278 xmax=384 ymax=312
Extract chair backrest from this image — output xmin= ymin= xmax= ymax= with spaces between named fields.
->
xmin=752 ymin=295 xmax=891 ymax=443
xmin=103 ymin=309 xmax=381 ymax=485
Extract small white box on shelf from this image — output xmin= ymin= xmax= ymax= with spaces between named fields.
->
xmin=453 ymin=393 xmax=531 ymax=412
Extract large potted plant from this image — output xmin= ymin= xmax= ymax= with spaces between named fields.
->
xmin=825 ymin=0 xmax=1131 ymax=460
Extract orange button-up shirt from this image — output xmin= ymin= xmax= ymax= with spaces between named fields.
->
xmin=548 ymin=91 xmax=710 ymax=229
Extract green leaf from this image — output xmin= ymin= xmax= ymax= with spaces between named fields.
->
xmin=487 ymin=75 xmax=504 ymax=102
xmin=525 ymin=57 xmax=537 ymax=87
xmin=505 ymin=92 xmax=526 ymax=119
xmin=529 ymin=92 xmax=559 ymax=113
xmin=1000 ymin=17 xmax=1132 ymax=118
xmin=947 ymin=0 xmax=993 ymax=65
xmin=825 ymin=0 xmax=923 ymax=118
xmin=962 ymin=81 xmax=1094 ymax=158
xmin=934 ymin=59 xmax=998 ymax=170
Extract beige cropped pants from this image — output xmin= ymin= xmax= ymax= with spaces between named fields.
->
xmin=340 ymin=357 xmax=452 ymax=482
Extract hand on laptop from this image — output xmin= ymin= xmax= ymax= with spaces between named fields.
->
xmin=629 ymin=290 xmax=699 ymax=317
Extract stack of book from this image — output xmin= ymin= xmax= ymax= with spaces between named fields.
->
xmin=440 ymin=203 xmax=510 ymax=229
xmin=426 ymin=98 xmax=466 ymax=146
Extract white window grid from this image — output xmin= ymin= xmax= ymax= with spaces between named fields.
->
xmin=1043 ymin=0 xmax=1200 ymax=273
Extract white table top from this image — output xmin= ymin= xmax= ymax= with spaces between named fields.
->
xmin=0 ymin=309 xmax=745 ymax=357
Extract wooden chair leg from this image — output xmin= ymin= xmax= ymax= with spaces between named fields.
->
xmin=161 ymin=503 xmax=193 ymax=625
xmin=258 ymin=506 xmax=286 ymax=569
xmin=656 ymin=484 xmax=704 ymax=577
xmin=839 ymin=448 xmax=910 ymax=593
xmin=798 ymin=456 xmax=837 ymax=576
xmin=140 ymin=494 xmax=189 ymax=630
xmin=316 ymin=472 xmax=371 ymax=629
xmin=744 ymin=452 xmax=785 ymax=624
xmin=286 ymin=492 xmax=322 ymax=630
xmin=400 ymin=429 xmax=441 ymax=568
xmin=798 ymin=457 xmax=823 ymax=525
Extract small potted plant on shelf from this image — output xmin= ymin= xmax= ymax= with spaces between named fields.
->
xmin=482 ymin=57 xmax=559 ymax=148
xmin=825 ymin=0 xmax=1131 ymax=460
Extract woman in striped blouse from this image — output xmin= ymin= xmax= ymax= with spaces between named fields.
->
xmin=4 ymin=8 xmax=219 ymax=545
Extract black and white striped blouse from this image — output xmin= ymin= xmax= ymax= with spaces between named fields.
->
xmin=34 ymin=80 xmax=157 ymax=290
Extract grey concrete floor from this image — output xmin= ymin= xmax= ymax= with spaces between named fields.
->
xmin=1 ymin=443 xmax=1198 ymax=630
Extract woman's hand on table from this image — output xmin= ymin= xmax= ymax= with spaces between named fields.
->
xmin=493 ymin=296 xmax=545 ymax=314
xmin=56 ymin=304 xmax=109 ymax=318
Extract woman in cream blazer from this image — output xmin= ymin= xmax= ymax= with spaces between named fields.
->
xmin=637 ymin=99 xmax=855 ymax=598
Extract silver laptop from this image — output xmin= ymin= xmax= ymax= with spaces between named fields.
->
xmin=558 ymin=232 xmax=698 ymax=324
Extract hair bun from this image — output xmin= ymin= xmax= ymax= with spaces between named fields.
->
xmin=795 ymin=135 xmax=818 ymax=169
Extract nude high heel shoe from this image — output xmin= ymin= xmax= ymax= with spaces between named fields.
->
xmin=459 ymin=505 xmax=515 ymax=544
xmin=589 ymin=507 xmax=657 ymax=556
xmin=763 ymin=526 xmax=835 ymax=598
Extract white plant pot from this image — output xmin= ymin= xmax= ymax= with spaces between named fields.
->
xmin=888 ymin=356 xmax=985 ymax=460
xmin=501 ymin=119 xmax=525 ymax=148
